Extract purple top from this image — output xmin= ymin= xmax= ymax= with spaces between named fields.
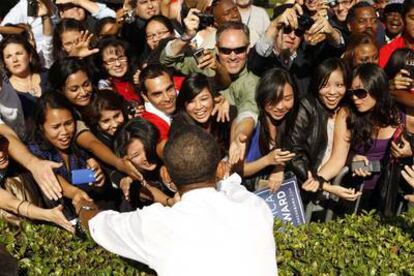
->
xmin=354 ymin=138 xmax=389 ymax=190
xmin=354 ymin=113 xmax=406 ymax=190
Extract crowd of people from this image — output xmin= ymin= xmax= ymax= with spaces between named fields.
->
xmin=1 ymin=0 xmax=414 ymax=274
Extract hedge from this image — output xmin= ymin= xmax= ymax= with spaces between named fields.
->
xmin=1 ymin=211 xmax=414 ymax=275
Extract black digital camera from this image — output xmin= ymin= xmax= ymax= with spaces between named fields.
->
xmin=296 ymin=12 xmax=314 ymax=36
xmin=27 ymin=0 xmax=39 ymax=17
xmin=198 ymin=13 xmax=214 ymax=30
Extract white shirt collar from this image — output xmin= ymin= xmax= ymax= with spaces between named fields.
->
xmin=144 ymin=101 xmax=172 ymax=125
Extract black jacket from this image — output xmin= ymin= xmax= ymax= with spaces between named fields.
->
xmin=285 ymin=95 xmax=332 ymax=183
xmin=247 ymin=44 xmax=314 ymax=99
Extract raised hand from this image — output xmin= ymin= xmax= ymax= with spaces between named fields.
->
xmin=45 ymin=205 xmax=74 ymax=233
xmin=69 ymin=31 xmax=99 ymax=58
xmin=29 ymin=160 xmax=63 ymax=201
xmin=211 ymin=95 xmax=230 ymax=123
xmin=120 ymin=176 xmax=133 ymax=201
xmin=183 ymin=8 xmax=200 ymax=36
xmin=229 ymin=134 xmax=247 ymax=165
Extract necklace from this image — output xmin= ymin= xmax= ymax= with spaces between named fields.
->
xmin=11 ymin=73 xmax=41 ymax=97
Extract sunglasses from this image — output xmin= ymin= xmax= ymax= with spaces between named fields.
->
xmin=283 ymin=26 xmax=303 ymax=37
xmin=347 ymin=88 xmax=368 ymax=99
xmin=218 ymin=46 xmax=248 ymax=55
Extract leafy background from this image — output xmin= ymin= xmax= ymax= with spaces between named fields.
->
xmin=1 ymin=211 xmax=414 ymax=275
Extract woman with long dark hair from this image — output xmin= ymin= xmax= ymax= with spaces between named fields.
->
xmin=28 ymin=91 xmax=104 ymax=220
xmin=316 ymin=63 xmax=403 ymax=211
xmin=52 ymin=19 xmax=98 ymax=62
xmin=48 ymin=57 xmax=143 ymax=183
xmin=170 ymin=73 xmax=234 ymax=157
xmin=287 ymin=58 xmax=361 ymax=201
xmin=243 ymin=68 xmax=297 ymax=192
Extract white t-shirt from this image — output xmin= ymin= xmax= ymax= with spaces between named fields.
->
xmin=239 ymin=5 xmax=270 ymax=47
xmin=0 ymin=77 xmax=26 ymax=139
xmin=89 ymin=173 xmax=277 ymax=276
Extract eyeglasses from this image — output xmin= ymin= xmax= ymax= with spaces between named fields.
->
xmin=217 ymin=46 xmax=248 ymax=55
xmin=347 ymin=88 xmax=368 ymax=99
xmin=146 ymin=30 xmax=171 ymax=41
xmin=103 ymin=56 xmax=128 ymax=66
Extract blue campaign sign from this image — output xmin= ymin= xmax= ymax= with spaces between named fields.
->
xmin=255 ymin=176 xmax=305 ymax=226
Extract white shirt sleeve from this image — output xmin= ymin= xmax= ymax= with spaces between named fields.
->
xmin=89 ymin=210 xmax=150 ymax=264
xmin=91 ymin=3 xmax=116 ymax=19
xmin=39 ymin=35 xmax=54 ymax=69
xmin=0 ymin=1 xmax=26 ymax=27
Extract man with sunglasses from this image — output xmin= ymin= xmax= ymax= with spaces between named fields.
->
xmin=214 ymin=21 xmax=261 ymax=165
xmin=329 ymin=0 xmax=352 ymax=40
xmin=248 ymin=3 xmax=342 ymax=98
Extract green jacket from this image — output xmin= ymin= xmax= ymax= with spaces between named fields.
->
xmin=159 ymin=48 xmax=216 ymax=77
xmin=220 ymin=66 xmax=259 ymax=118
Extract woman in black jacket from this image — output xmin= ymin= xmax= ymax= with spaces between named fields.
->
xmin=286 ymin=58 xmax=361 ymax=202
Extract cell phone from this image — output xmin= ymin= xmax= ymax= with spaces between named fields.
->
xmin=124 ymin=9 xmax=136 ymax=24
xmin=351 ymin=160 xmax=381 ymax=173
xmin=27 ymin=0 xmax=39 ymax=17
xmin=392 ymin=125 xmax=405 ymax=146
xmin=127 ymin=104 xmax=136 ymax=117
xmin=192 ymin=48 xmax=205 ymax=64
xmin=404 ymin=52 xmax=414 ymax=78
xmin=72 ymin=169 xmax=96 ymax=185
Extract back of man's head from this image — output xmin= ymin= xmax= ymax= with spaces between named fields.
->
xmin=164 ymin=125 xmax=221 ymax=186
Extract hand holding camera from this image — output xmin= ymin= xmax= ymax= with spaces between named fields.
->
xmin=183 ymin=8 xmax=200 ymax=38
xmin=28 ymin=0 xmax=53 ymax=18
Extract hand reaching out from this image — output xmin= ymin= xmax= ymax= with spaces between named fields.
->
xmin=211 ymin=95 xmax=230 ymax=123
xmin=120 ymin=176 xmax=133 ymax=201
xmin=29 ymin=159 xmax=63 ymax=201
xmin=229 ymin=134 xmax=247 ymax=165
xmin=268 ymin=171 xmax=284 ymax=193
xmin=69 ymin=31 xmax=99 ymax=58
xmin=44 ymin=205 xmax=74 ymax=233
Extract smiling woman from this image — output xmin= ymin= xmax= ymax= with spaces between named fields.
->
xmin=170 ymin=73 xmax=234 ymax=158
xmin=286 ymin=58 xmax=363 ymax=204
xmin=96 ymin=36 xmax=142 ymax=104
xmin=243 ymin=68 xmax=297 ymax=192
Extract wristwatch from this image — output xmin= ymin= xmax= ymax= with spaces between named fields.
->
xmin=81 ymin=205 xmax=96 ymax=211
xmin=179 ymin=33 xmax=195 ymax=42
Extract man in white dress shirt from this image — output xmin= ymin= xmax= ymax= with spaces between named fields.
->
xmin=77 ymin=125 xmax=277 ymax=276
